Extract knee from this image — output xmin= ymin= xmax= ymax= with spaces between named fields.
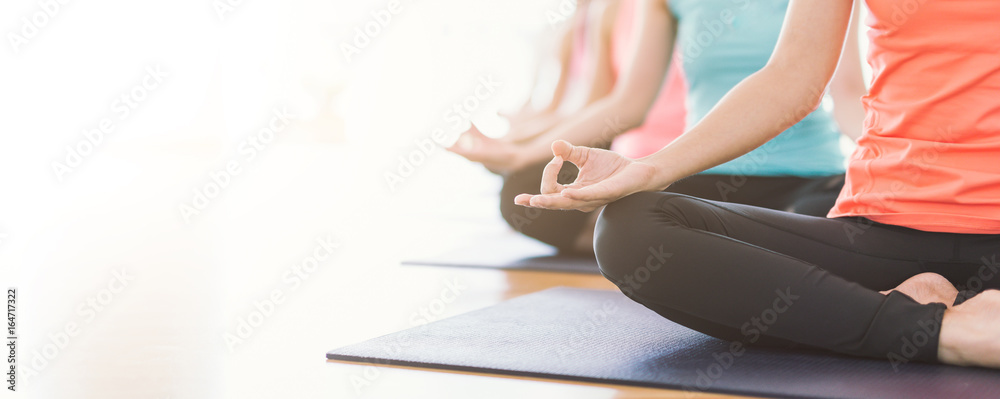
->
xmin=498 ymin=180 xmax=521 ymax=227
xmin=597 ymin=191 xmax=672 ymax=229
xmin=596 ymin=192 xmax=696 ymax=241
xmin=498 ymin=172 xmax=584 ymax=252
xmin=595 ymin=192 xmax=690 ymax=282
xmin=498 ymin=175 xmax=546 ymax=235
xmin=499 ymin=164 xmax=545 ymax=227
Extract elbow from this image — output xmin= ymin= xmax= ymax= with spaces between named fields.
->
xmin=607 ymin=93 xmax=652 ymax=133
xmin=829 ymin=73 xmax=868 ymax=102
xmin=804 ymin=85 xmax=827 ymax=114
xmin=789 ymin=89 xmax=826 ymax=125
xmin=829 ymin=65 xmax=868 ymax=100
xmin=625 ymin=108 xmax=648 ymax=128
xmin=763 ymin=58 xmax=830 ymax=95
xmin=830 ymin=84 xmax=868 ymax=106
xmin=762 ymin=64 xmax=830 ymax=124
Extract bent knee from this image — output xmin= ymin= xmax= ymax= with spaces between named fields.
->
xmin=499 ymin=184 xmax=589 ymax=253
xmin=596 ymin=192 xmax=698 ymax=240
xmin=598 ymin=192 xmax=664 ymax=230
xmin=498 ymin=185 xmax=520 ymax=226
xmin=595 ymin=192 xmax=690 ymax=281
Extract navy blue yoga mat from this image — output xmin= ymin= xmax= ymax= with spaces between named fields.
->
xmin=328 ymin=287 xmax=1000 ymax=399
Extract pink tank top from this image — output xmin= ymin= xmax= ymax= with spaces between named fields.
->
xmin=568 ymin=9 xmax=589 ymax=82
xmin=609 ymin=0 xmax=688 ymax=159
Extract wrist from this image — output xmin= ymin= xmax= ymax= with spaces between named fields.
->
xmin=507 ymin=148 xmax=526 ymax=171
xmin=517 ymin=140 xmax=552 ymax=168
xmin=636 ymin=154 xmax=678 ymax=192
xmin=506 ymin=143 xmax=537 ymax=171
xmin=938 ymin=308 xmax=968 ymax=365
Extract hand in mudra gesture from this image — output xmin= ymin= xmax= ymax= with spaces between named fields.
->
xmin=514 ymin=140 xmax=660 ymax=212
xmin=446 ymin=124 xmax=524 ymax=173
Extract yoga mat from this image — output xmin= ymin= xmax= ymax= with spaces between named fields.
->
xmin=328 ymin=287 xmax=1000 ymax=399
xmin=401 ymin=233 xmax=599 ymax=274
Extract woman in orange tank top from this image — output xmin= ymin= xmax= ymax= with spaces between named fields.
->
xmin=516 ymin=0 xmax=1000 ymax=369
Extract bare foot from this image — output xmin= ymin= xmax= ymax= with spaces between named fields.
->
xmin=939 ymin=290 xmax=1000 ymax=368
xmin=881 ymin=273 xmax=959 ymax=307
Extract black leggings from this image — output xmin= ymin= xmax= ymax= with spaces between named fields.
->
xmin=596 ymin=192 xmax=1000 ymax=363
xmin=500 ymin=159 xmax=846 ymax=254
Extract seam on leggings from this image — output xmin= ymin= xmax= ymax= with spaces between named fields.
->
xmin=603 ymin=256 xmax=929 ymax=361
xmin=599 ymin=216 xmax=939 ymax=360
xmin=600 ymin=222 xmax=830 ymax=326
xmin=667 ymin=195 xmax=953 ymax=264
xmin=843 ymin=291 xmax=944 ymax=362
xmin=845 ymin=291 xmax=899 ymax=355
xmin=603 ymin=269 xmax=808 ymax=350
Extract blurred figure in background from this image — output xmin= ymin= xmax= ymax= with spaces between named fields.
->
xmin=497 ymin=0 xmax=673 ymax=146
xmin=451 ymin=0 xmax=866 ymax=255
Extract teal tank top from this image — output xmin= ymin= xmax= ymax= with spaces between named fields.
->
xmin=669 ymin=0 xmax=845 ymax=176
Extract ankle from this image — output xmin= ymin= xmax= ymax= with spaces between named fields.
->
xmin=936 ymin=290 xmax=1000 ymax=368
xmin=938 ymin=308 xmax=968 ymax=365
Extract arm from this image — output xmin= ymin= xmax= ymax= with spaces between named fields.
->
xmin=511 ymin=0 xmax=676 ymax=168
xmin=501 ymin=26 xmax=575 ymax=143
xmin=640 ymin=0 xmax=855 ymax=189
xmin=827 ymin=0 xmax=867 ymax=142
xmin=542 ymin=23 xmax=577 ymax=115
xmin=505 ymin=1 xmax=622 ymax=145
xmin=580 ymin=0 xmax=621 ymax=106
xmin=504 ymin=24 xmax=574 ymax=126
xmin=516 ymin=0 xmax=857 ymax=211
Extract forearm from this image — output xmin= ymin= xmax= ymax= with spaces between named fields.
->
xmin=502 ymin=112 xmax=566 ymax=145
xmin=831 ymin=89 xmax=866 ymax=141
xmin=545 ymin=26 xmax=575 ymax=115
xmin=512 ymin=0 xmax=674 ymax=169
xmin=641 ymin=65 xmax=828 ymax=190
xmin=544 ymin=77 xmax=570 ymax=114
xmin=517 ymin=95 xmax=645 ymax=167
xmin=520 ymin=106 xmax=557 ymax=123
xmin=828 ymin=0 xmax=867 ymax=142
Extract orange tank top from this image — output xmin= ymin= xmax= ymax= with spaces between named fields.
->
xmin=828 ymin=0 xmax=1000 ymax=234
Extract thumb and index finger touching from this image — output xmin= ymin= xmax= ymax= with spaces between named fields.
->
xmin=549 ymin=140 xmax=620 ymax=202
xmin=550 ymin=140 xmax=588 ymax=166
xmin=521 ymin=140 xmax=618 ymax=205
xmin=539 ymin=140 xmax=587 ymax=195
